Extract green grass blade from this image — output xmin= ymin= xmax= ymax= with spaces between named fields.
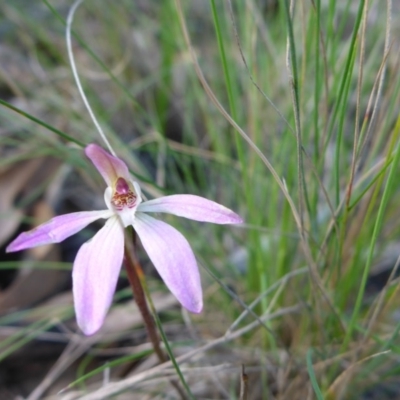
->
xmin=343 ymin=114 xmax=400 ymax=348
xmin=306 ymin=349 xmax=324 ymax=400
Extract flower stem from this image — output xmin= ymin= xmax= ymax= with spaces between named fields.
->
xmin=123 ymin=230 xmax=191 ymax=400
xmin=123 ymin=246 xmax=166 ymax=363
xmin=139 ymin=267 xmax=196 ymax=400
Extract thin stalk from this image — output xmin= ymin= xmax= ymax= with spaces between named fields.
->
xmin=345 ymin=0 xmax=369 ymax=208
xmin=313 ymin=0 xmax=321 ymax=162
xmin=123 ymin=246 xmax=166 ymax=363
xmin=66 ymin=0 xmax=115 ymax=155
xmin=306 ymin=349 xmax=324 ymax=400
xmin=140 ymin=271 xmax=196 ymax=400
xmin=42 ymin=0 xmax=152 ymax=127
xmin=209 ymin=0 xmax=237 ymax=122
xmin=282 ymin=0 xmax=311 ymax=233
xmin=323 ymin=0 xmax=365 ymax=157
xmin=124 ymin=231 xmax=193 ymax=400
xmin=342 ymin=114 xmax=400 ymax=348
xmin=209 ymin=0 xmax=246 ymax=172
xmin=210 ymin=0 xmax=269 ymax=298
xmin=0 ymin=98 xmax=84 ymax=147
xmin=310 ymin=0 xmax=323 ymax=237
xmin=334 ymin=3 xmax=368 ymax=305
xmin=326 ymin=0 xmax=336 ymax=66
xmin=157 ymin=0 xmax=175 ymax=131
xmin=334 ymin=37 xmax=356 ymax=206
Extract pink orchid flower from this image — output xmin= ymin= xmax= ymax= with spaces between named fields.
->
xmin=6 ymin=144 xmax=242 ymax=335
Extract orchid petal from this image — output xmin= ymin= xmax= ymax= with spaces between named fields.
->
xmin=73 ymin=216 xmax=124 ymax=335
xmin=6 ymin=210 xmax=112 ymax=252
xmin=134 ymin=213 xmax=202 ymax=313
xmin=85 ymin=144 xmax=131 ymax=187
xmin=137 ymin=195 xmax=243 ymax=224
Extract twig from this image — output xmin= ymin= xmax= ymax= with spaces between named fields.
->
xmin=71 ymin=304 xmax=302 ymax=400
xmin=239 ymin=364 xmax=248 ymax=400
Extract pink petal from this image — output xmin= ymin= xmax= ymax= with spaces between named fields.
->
xmin=6 ymin=210 xmax=112 ymax=252
xmin=73 ymin=216 xmax=124 ymax=335
xmin=137 ymin=195 xmax=243 ymax=224
xmin=85 ymin=144 xmax=131 ymax=187
xmin=134 ymin=213 xmax=202 ymax=313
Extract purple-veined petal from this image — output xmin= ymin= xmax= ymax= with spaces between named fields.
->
xmin=73 ymin=216 xmax=124 ymax=335
xmin=85 ymin=144 xmax=131 ymax=187
xmin=137 ymin=195 xmax=243 ymax=224
xmin=6 ymin=210 xmax=112 ymax=253
xmin=134 ymin=212 xmax=202 ymax=313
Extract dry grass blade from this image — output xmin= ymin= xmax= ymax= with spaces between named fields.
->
xmin=58 ymin=305 xmax=301 ymax=399
xmin=173 ymin=0 xmax=344 ymax=334
xmin=173 ymin=0 xmax=301 ymax=228
xmin=326 ymin=350 xmax=391 ymax=399
xmin=26 ymin=292 xmax=178 ymax=399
